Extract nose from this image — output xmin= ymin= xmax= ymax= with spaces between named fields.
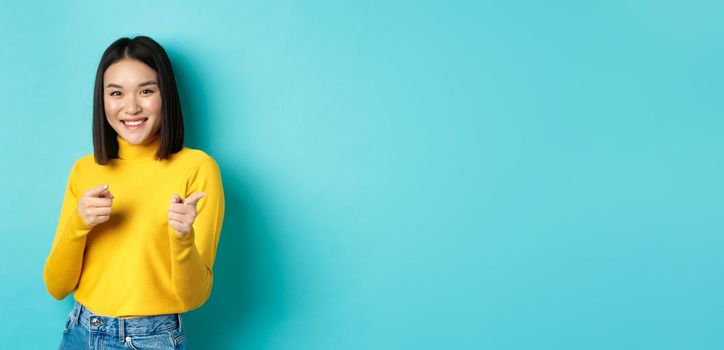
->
xmin=124 ymin=95 xmax=142 ymax=115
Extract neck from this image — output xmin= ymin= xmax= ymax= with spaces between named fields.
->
xmin=117 ymin=134 xmax=161 ymax=160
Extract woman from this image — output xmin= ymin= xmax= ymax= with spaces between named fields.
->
xmin=43 ymin=36 xmax=225 ymax=350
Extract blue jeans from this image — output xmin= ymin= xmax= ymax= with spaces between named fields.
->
xmin=58 ymin=300 xmax=187 ymax=350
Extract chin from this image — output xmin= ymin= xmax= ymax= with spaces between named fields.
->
xmin=116 ymin=132 xmax=144 ymax=144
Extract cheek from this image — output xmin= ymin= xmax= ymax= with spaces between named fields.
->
xmin=143 ymin=96 xmax=162 ymax=115
xmin=104 ymin=99 xmax=122 ymax=117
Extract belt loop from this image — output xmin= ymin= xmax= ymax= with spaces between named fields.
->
xmin=119 ymin=317 xmax=125 ymax=343
xmin=177 ymin=313 xmax=183 ymax=330
xmin=73 ymin=302 xmax=83 ymax=325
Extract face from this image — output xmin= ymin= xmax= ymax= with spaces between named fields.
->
xmin=103 ymin=58 xmax=162 ymax=144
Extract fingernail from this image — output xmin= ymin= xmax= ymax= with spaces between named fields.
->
xmin=103 ymin=184 xmax=109 ymax=189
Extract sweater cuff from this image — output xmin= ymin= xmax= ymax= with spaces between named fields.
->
xmin=69 ymin=212 xmax=93 ymax=238
xmin=169 ymin=226 xmax=195 ymax=246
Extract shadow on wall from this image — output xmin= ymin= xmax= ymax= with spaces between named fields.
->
xmin=185 ymin=166 xmax=288 ymax=349
xmin=171 ymin=49 xmax=290 ymax=349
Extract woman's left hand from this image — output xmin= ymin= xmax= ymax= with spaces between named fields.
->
xmin=168 ymin=192 xmax=206 ymax=236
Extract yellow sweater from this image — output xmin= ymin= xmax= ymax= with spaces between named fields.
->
xmin=43 ymin=135 xmax=225 ymax=317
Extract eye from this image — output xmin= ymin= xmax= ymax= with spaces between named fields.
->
xmin=109 ymin=91 xmax=121 ymax=96
xmin=141 ymin=89 xmax=155 ymax=95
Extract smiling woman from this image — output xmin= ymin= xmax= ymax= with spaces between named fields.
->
xmin=104 ymin=60 xmax=163 ymax=142
xmin=91 ymin=36 xmax=185 ymax=165
xmin=43 ymin=36 xmax=225 ymax=350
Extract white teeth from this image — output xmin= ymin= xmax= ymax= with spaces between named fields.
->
xmin=124 ymin=119 xmax=145 ymax=126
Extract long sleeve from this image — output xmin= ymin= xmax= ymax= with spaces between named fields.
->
xmin=43 ymin=161 xmax=93 ymax=300
xmin=168 ymin=157 xmax=225 ymax=309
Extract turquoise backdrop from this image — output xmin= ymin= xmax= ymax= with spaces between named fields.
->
xmin=1 ymin=0 xmax=722 ymax=349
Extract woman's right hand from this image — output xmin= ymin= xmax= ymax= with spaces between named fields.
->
xmin=78 ymin=184 xmax=114 ymax=227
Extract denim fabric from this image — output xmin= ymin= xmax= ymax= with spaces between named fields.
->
xmin=58 ymin=300 xmax=187 ymax=350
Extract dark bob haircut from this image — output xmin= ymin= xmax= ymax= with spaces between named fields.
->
xmin=92 ymin=36 xmax=184 ymax=165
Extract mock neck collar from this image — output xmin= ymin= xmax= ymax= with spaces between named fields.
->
xmin=117 ymin=134 xmax=161 ymax=160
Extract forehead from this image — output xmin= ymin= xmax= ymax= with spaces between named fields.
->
xmin=104 ymin=59 xmax=158 ymax=85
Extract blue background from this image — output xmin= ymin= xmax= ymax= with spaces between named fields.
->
xmin=1 ymin=0 xmax=722 ymax=349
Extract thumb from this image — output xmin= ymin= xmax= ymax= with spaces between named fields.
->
xmin=170 ymin=193 xmax=182 ymax=204
xmin=89 ymin=184 xmax=110 ymax=197
xmin=183 ymin=192 xmax=206 ymax=207
xmin=99 ymin=189 xmax=114 ymax=199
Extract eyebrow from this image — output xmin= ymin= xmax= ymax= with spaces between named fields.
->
xmin=105 ymin=81 xmax=158 ymax=88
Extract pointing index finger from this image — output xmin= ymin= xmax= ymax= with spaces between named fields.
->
xmin=183 ymin=192 xmax=206 ymax=207
xmin=87 ymin=183 xmax=109 ymax=197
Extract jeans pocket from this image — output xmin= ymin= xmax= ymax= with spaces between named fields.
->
xmin=127 ymin=332 xmax=176 ymax=350
xmin=62 ymin=312 xmax=73 ymax=334
xmin=167 ymin=328 xmax=185 ymax=347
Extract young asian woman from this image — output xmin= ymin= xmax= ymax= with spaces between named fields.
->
xmin=43 ymin=35 xmax=225 ymax=350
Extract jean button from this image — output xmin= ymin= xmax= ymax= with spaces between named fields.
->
xmin=91 ymin=318 xmax=101 ymax=326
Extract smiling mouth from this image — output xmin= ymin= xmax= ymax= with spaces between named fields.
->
xmin=121 ymin=118 xmax=148 ymax=129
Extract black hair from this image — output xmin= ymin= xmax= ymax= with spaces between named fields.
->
xmin=92 ymin=35 xmax=184 ymax=164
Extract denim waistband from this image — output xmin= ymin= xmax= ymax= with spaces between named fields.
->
xmin=69 ymin=300 xmax=183 ymax=342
